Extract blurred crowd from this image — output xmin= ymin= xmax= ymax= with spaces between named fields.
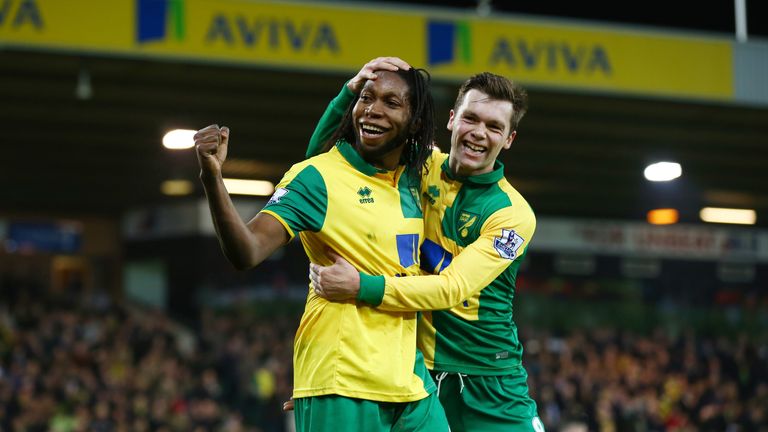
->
xmin=1 ymin=282 xmax=766 ymax=431
xmin=525 ymin=328 xmax=768 ymax=431
xmin=0 ymin=285 xmax=294 ymax=432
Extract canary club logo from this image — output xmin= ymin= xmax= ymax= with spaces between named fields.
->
xmin=457 ymin=211 xmax=478 ymax=238
xmin=358 ymin=186 xmax=374 ymax=204
xmin=136 ymin=0 xmax=185 ymax=44
xmin=427 ymin=20 xmax=472 ymax=66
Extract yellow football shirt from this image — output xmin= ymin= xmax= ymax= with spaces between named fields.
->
xmin=261 ymin=141 xmax=434 ymax=402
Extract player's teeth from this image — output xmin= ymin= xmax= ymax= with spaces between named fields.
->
xmin=466 ymin=143 xmax=483 ymax=152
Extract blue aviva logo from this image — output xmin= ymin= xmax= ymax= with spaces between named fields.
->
xmin=427 ymin=20 xmax=472 ymax=66
xmin=136 ymin=0 xmax=186 ymax=43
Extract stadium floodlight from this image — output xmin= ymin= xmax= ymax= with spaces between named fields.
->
xmin=223 ymin=179 xmax=275 ymax=196
xmin=699 ymin=207 xmax=756 ymax=225
xmin=644 ymin=162 xmax=682 ymax=182
xmin=161 ymin=179 xmax=194 ymax=196
xmin=647 ymin=208 xmax=678 ymax=225
xmin=162 ymin=129 xmax=196 ymax=149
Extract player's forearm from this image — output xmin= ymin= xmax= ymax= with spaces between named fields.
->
xmin=357 ymin=270 xmax=489 ymax=311
xmin=379 ymin=271 xmax=489 ymax=311
xmin=201 ymin=173 xmax=263 ymax=270
xmin=306 ymin=83 xmax=355 ymax=158
xmin=358 ymin=245 xmax=515 ymax=311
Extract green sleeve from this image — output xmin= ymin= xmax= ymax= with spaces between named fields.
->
xmin=357 ymin=273 xmax=385 ymax=306
xmin=306 ymin=82 xmax=356 ymax=158
xmin=261 ymin=165 xmax=327 ymax=234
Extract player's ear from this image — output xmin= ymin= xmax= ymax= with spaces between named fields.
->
xmin=503 ymin=130 xmax=516 ymax=150
xmin=447 ymin=109 xmax=456 ymax=131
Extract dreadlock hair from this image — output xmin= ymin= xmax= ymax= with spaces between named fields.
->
xmin=454 ymin=72 xmax=528 ymax=132
xmin=325 ymin=68 xmax=436 ymax=180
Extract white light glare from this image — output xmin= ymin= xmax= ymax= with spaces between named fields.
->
xmin=163 ymin=129 xmax=196 ymax=149
xmin=223 ymin=179 xmax=275 ymax=196
xmin=75 ymin=69 xmax=93 ymax=100
xmin=700 ymin=207 xmax=756 ymax=225
xmin=644 ymin=162 xmax=682 ymax=182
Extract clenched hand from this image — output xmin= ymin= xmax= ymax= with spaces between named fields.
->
xmin=195 ymin=124 xmax=230 ymax=179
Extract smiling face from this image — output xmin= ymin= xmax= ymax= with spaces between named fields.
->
xmin=447 ymin=89 xmax=516 ymax=177
xmin=351 ymin=71 xmax=412 ymax=170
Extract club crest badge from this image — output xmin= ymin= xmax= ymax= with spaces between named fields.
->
xmin=457 ymin=211 xmax=478 ymax=238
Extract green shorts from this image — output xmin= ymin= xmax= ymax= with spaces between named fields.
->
xmin=432 ymin=369 xmax=545 ymax=432
xmin=294 ymin=392 xmax=449 ymax=432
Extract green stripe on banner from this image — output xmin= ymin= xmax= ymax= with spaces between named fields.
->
xmin=457 ymin=21 xmax=471 ymax=64
xmin=171 ymin=0 xmax=185 ymax=41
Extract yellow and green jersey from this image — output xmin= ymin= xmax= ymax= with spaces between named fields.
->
xmin=368 ymin=152 xmax=536 ymax=375
xmin=309 ymin=85 xmax=536 ymax=376
xmin=262 ymin=141 xmax=433 ymax=402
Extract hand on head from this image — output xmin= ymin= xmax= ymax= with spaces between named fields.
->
xmin=347 ymin=57 xmax=411 ymax=94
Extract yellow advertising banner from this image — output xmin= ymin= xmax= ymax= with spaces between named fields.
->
xmin=0 ymin=0 xmax=733 ymax=100
xmin=426 ymin=17 xmax=733 ymax=99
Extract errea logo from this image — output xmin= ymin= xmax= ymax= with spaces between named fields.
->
xmin=358 ymin=186 xmax=374 ymax=204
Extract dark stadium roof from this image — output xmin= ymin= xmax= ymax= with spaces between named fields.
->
xmin=2 ymin=1 xmax=767 ymax=227
xmin=367 ymin=0 xmax=768 ymax=37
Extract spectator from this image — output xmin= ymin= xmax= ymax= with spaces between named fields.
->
xmin=1 ymin=278 xmax=765 ymax=431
